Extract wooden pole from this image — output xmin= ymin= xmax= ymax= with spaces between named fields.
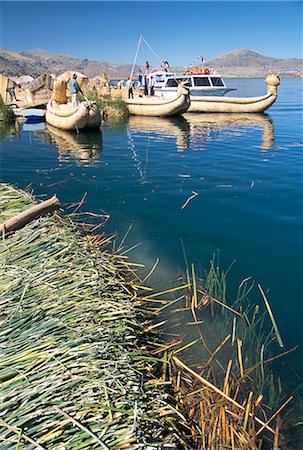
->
xmin=0 ymin=195 xmax=60 ymax=234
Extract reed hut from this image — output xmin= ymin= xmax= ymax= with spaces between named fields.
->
xmin=89 ymin=72 xmax=111 ymax=96
xmin=23 ymin=73 xmax=55 ymax=106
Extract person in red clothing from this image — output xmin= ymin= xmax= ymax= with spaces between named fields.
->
xmin=145 ymin=61 xmax=150 ymax=75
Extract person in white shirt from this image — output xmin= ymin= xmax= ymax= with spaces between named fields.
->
xmin=126 ymin=77 xmax=134 ymax=99
xmin=147 ymin=74 xmax=155 ymax=96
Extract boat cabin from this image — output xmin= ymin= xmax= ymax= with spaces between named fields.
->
xmin=151 ymin=70 xmax=235 ymax=98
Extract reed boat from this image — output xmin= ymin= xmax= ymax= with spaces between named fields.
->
xmin=45 ymin=72 xmax=101 ymax=131
xmin=46 ymin=100 xmax=101 ymax=131
xmin=187 ymin=74 xmax=280 ymax=113
xmin=126 ymin=82 xmax=190 ymax=117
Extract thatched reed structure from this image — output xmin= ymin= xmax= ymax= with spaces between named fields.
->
xmin=23 ymin=73 xmax=55 ymax=105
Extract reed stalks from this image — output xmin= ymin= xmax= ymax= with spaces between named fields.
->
xmin=0 ymin=96 xmax=15 ymax=122
xmin=83 ymin=91 xmax=128 ymax=121
xmin=144 ymin=254 xmax=301 ymax=449
xmin=0 ymin=183 xmax=186 ymax=449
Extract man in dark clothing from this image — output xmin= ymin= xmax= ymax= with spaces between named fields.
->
xmin=6 ymin=86 xmax=17 ymax=102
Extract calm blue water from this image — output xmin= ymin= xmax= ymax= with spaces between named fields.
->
xmin=1 ymin=78 xmax=302 ymax=379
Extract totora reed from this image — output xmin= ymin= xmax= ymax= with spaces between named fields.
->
xmin=0 ymin=183 xmax=301 ymax=449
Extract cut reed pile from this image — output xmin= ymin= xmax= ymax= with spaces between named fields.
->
xmin=144 ymin=261 xmax=300 ymax=449
xmin=0 ymin=183 xmax=185 ymax=449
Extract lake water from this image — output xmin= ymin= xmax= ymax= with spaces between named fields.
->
xmin=1 ymin=78 xmax=302 ymax=382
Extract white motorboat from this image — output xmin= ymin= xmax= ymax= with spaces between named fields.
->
xmin=151 ymin=69 xmax=236 ymax=99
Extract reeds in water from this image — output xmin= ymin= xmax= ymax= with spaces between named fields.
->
xmin=144 ymin=255 xmax=301 ymax=449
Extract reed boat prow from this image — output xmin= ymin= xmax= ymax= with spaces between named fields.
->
xmin=188 ymin=74 xmax=280 ymax=113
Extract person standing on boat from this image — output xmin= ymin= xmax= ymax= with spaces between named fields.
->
xmin=145 ymin=61 xmax=150 ymax=75
xmin=147 ymin=74 xmax=155 ymax=96
xmin=138 ymin=69 xmax=143 ymax=87
xmin=126 ymin=77 xmax=134 ymax=99
xmin=6 ymin=85 xmax=17 ymax=102
xmin=161 ymin=60 xmax=170 ymax=72
xmin=143 ymin=76 xmax=148 ymax=96
xmin=68 ymin=73 xmax=83 ymax=109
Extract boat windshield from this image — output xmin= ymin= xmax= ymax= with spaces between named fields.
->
xmin=193 ymin=77 xmax=211 ymax=87
xmin=166 ymin=77 xmax=193 ymax=87
xmin=210 ymin=77 xmax=225 ymax=87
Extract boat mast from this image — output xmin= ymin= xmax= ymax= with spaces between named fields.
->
xmin=130 ymin=35 xmax=142 ymax=81
xmin=130 ymin=35 xmax=163 ymax=80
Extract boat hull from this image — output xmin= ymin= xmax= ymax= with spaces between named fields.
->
xmin=188 ymin=93 xmax=277 ymax=113
xmin=154 ymin=87 xmax=236 ymax=98
xmin=45 ymin=100 xmax=101 ymax=131
xmin=21 ymin=108 xmax=45 ymax=122
xmin=126 ymin=92 xmax=190 ymax=117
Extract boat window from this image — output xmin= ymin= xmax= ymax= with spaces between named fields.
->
xmin=211 ymin=77 xmax=224 ymax=87
xmin=193 ymin=77 xmax=211 ymax=86
xmin=166 ymin=79 xmax=179 ymax=87
xmin=182 ymin=77 xmax=192 ymax=87
xmin=155 ymin=74 xmax=165 ymax=83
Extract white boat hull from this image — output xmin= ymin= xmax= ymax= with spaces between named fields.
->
xmin=154 ymin=87 xmax=235 ymax=98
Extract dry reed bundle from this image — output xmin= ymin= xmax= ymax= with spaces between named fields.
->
xmin=0 ymin=183 xmax=185 ymax=449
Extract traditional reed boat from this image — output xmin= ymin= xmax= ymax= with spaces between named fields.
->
xmin=45 ymin=72 xmax=101 ymax=131
xmin=187 ymin=74 xmax=280 ymax=113
xmin=126 ymin=82 xmax=190 ymax=117
xmin=46 ymin=100 xmax=101 ymax=131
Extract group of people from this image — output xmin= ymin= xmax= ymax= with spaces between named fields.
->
xmin=67 ymin=59 xmax=170 ymax=103
xmin=125 ymin=72 xmax=155 ymax=99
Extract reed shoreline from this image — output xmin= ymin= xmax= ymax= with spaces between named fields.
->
xmin=0 ymin=183 xmax=301 ymax=449
xmin=0 ymin=183 xmax=186 ymax=449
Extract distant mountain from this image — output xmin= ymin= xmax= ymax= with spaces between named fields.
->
xmin=0 ymin=48 xmax=136 ymax=79
xmin=207 ymin=48 xmax=303 ymax=77
xmin=0 ymin=47 xmax=302 ymax=78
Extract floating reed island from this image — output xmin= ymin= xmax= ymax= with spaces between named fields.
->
xmin=0 ymin=184 xmax=301 ymax=449
xmin=0 ymin=183 xmax=187 ymax=449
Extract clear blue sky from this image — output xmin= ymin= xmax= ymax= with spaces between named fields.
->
xmin=1 ymin=1 xmax=302 ymax=66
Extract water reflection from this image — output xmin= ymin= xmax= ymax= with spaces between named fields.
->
xmin=0 ymin=121 xmax=21 ymax=142
xmin=128 ymin=115 xmax=191 ymax=151
xmin=183 ymin=112 xmax=275 ymax=151
xmin=127 ymin=113 xmax=275 ymax=155
xmin=36 ymin=124 xmax=103 ymax=165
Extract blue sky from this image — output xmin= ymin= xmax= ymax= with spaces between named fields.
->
xmin=1 ymin=1 xmax=302 ymax=66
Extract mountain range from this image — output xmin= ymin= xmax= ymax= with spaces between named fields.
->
xmin=0 ymin=47 xmax=302 ymax=79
